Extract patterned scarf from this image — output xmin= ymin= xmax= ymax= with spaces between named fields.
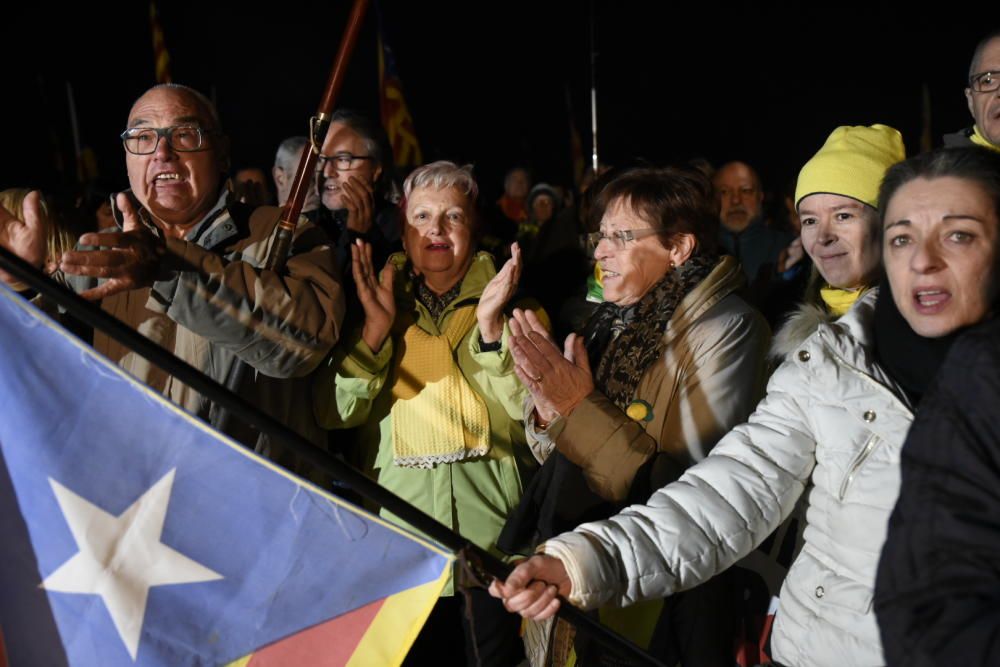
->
xmin=415 ymin=278 xmax=463 ymax=321
xmin=583 ymin=249 xmax=718 ymax=411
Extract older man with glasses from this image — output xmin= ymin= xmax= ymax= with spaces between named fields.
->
xmin=945 ymin=29 xmax=1000 ymax=152
xmin=313 ymin=109 xmax=402 ymax=324
xmin=0 ymin=83 xmax=345 ymax=465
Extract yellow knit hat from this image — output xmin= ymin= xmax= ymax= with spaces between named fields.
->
xmin=795 ymin=124 xmax=905 ymax=209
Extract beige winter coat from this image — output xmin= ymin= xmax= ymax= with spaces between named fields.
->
xmin=526 ymin=255 xmax=771 ymax=501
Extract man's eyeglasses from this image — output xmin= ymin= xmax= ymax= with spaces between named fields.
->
xmin=316 ymin=152 xmax=375 ymax=171
xmin=970 ymin=71 xmax=1000 ymax=93
xmin=120 ymin=125 xmax=216 ymax=155
xmin=586 ymin=228 xmax=669 ymax=251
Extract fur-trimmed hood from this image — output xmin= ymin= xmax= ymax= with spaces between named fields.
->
xmin=768 ymin=300 xmax=835 ymax=362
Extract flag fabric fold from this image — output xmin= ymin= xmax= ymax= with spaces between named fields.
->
xmin=150 ymin=1 xmax=172 ymax=84
xmin=378 ymin=21 xmax=423 ymax=169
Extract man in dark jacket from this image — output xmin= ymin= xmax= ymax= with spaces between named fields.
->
xmin=316 ymin=110 xmax=401 ymax=274
xmin=713 ymin=160 xmax=794 ymax=319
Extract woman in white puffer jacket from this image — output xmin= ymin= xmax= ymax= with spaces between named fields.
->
xmin=548 ymin=288 xmax=903 ymax=665
xmin=491 ymin=146 xmax=1000 ymax=667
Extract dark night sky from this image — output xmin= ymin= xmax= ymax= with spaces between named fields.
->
xmin=5 ymin=2 xmax=987 ymax=204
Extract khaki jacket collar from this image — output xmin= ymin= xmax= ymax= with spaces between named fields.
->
xmin=663 ymin=255 xmax=744 ymax=348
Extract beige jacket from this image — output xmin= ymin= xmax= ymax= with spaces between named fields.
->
xmin=527 ymin=255 xmax=771 ymax=502
xmin=74 ymin=193 xmax=344 ymax=450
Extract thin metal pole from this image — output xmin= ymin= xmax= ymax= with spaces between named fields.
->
xmin=66 ymin=81 xmax=83 ymax=183
xmin=589 ymin=0 xmax=599 ymax=172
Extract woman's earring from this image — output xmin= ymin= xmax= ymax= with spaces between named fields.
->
xmin=669 ymin=260 xmax=676 ymax=270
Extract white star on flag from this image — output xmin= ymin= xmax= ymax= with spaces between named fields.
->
xmin=41 ymin=468 xmax=223 ymax=660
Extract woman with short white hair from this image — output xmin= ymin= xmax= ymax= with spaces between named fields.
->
xmin=314 ymin=160 xmax=530 ymax=665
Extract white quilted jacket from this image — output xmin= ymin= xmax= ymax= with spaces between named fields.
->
xmin=543 ymin=290 xmax=914 ymax=667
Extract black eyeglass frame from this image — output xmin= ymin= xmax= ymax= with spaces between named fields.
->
xmin=119 ymin=125 xmax=219 ymax=155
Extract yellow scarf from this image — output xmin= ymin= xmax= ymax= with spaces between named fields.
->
xmin=389 ymin=305 xmax=491 ymax=468
xmin=820 ymin=285 xmax=869 ymax=316
xmin=971 ymin=126 xmax=1000 ymax=153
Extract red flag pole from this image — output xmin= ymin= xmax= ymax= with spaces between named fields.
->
xmin=209 ymin=0 xmax=371 ymax=435
xmin=266 ymin=0 xmax=370 ymax=272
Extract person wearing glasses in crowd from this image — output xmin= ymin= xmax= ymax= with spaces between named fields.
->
xmin=945 ymin=29 xmax=1000 ymax=152
xmin=0 ymin=83 xmax=344 ymax=463
xmin=316 ymin=109 xmax=402 ymax=298
xmin=494 ymin=167 xmax=770 ymax=665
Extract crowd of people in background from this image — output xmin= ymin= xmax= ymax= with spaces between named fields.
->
xmin=2 ymin=27 xmax=1000 ymax=667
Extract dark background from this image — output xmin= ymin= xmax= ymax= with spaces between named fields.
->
xmin=4 ymin=1 xmax=986 ymax=204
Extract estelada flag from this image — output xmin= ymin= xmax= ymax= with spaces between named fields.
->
xmin=0 ymin=284 xmax=453 ymax=666
xmin=378 ymin=26 xmax=422 ymax=169
xmin=150 ymin=1 xmax=172 ymax=84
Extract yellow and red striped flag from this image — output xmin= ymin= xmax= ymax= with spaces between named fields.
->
xmin=150 ymin=1 xmax=172 ymax=84
xmin=378 ymin=27 xmax=422 ymax=169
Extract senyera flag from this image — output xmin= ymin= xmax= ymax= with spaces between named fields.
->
xmin=0 ymin=284 xmax=454 ymax=666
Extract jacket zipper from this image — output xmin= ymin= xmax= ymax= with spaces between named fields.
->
xmin=824 ymin=340 xmax=914 ymax=419
xmin=839 ymin=433 xmax=880 ymax=500
xmin=815 ymin=328 xmax=913 ymax=502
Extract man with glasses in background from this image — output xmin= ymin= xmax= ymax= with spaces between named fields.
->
xmin=946 ymin=29 xmax=1000 ymax=152
xmin=315 ymin=110 xmax=401 ymax=307
xmin=0 ymin=83 xmax=345 ymax=465
xmin=712 ymin=160 xmax=794 ymax=324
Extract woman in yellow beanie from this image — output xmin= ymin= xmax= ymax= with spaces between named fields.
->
xmin=770 ymin=124 xmax=906 ymax=360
